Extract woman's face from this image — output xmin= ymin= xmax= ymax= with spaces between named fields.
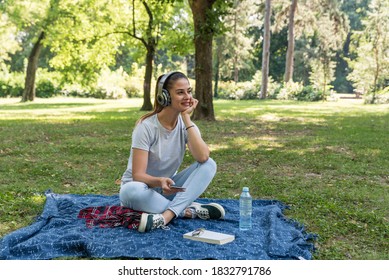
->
xmin=169 ymin=78 xmax=193 ymax=111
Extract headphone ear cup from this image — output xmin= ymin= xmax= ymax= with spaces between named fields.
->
xmin=157 ymin=89 xmax=171 ymax=107
xmin=156 ymin=91 xmax=165 ymax=106
xmin=162 ymin=89 xmax=171 ymax=106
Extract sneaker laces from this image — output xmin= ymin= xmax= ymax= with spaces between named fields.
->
xmin=196 ymin=208 xmax=210 ymax=220
xmin=153 ymin=215 xmax=170 ymax=230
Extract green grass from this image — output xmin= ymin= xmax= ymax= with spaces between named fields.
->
xmin=0 ymin=97 xmax=388 ymax=260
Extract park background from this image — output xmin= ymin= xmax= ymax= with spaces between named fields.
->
xmin=0 ymin=0 xmax=388 ymax=259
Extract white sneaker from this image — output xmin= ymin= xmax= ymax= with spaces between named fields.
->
xmin=189 ymin=202 xmax=225 ymax=220
xmin=138 ymin=213 xmax=168 ymax=232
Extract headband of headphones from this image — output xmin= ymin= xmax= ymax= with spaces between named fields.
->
xmin=157 ymin=71 xmax=181 ymax=96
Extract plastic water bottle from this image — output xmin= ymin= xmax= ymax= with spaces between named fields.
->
xmin=239 ymin=187 xmax=252 ymax=230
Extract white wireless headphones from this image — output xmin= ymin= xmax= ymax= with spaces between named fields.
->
xmin=156 ymin=71 xmax=181 ymax=107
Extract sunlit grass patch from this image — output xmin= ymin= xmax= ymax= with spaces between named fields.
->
xmin=0 ymin=97 xmax=143 ymax=121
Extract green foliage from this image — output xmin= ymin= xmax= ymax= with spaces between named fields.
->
xmin=216 ymin=71 xmax=279 ymax=100
xmin=217 ymin=81 xmax=256 ymax=100
xmin=95 ymin=67 xmax=129 ymax=99
xmin=34 ymin=69 xmax=62 ymax=98
xmin=0 ymin=63 xmax=146 ymax=100
xmin=215 ymin=0 xmax=260 ymax=82
xmin=0 ymin=0 xmax=384 ymax=105
xmin=309 ymin=58 xmax=336 ymax=95
xmin=347 ymin=0 xmax=389 ymax=95
xmin=7 ymin=0 xmax=210 ymax=97
xmin=0 ymin=68 xmax=24 ymax=97
xmin=0 ymin=13 xmax=21 ymax=66
xmin=158 ymin=1 xmax=194 ymax=57
xmin=364 ymin=87 xmax=389 ymax=104
xmin=272 ymin=81 xmax=326 ymax=101
xmin=36 ymin=80 xmax=58 ymax=98
xmin=273 ymin=81 xmax=304 ymax=100
xmin=0 ymin=80 xmax=23 ymax=98
xmin=295 ymin=85 xmax=326 ymax=101
xmin=332 ymin=0 xmax=371 ymax=93
xmin=59 ymin=64 xmax=144 ymax=99
xmin=61 ymin=84 xmax=88 ymax=98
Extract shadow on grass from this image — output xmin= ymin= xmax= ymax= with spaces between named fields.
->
xmin=0 ymin=102 xmax=101 ymax=110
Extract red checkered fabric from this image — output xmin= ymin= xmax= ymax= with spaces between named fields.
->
xmin=78 ymin=206 xmax=143 ymax=230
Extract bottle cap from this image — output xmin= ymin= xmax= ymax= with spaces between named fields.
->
xmin=243 ymin=187 xmax=249 ymax=192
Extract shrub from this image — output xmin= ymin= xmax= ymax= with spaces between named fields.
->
xmin=273 ymin=82 xmax=326 ymax=101
xmin=0 ymin=80 xmax=10 ymax=97
xmin=0 ymin=70 xmax=24 ymax=97
xmin=295 ymin=85 xmax=326 ymax=101
xmin=275 ymin=82 xmax=304 ymax=100
xmin=124 ymin=83 xmax=142 ymax=98
xmin=90 ymin=87 xmax=109 ymax=99
xmin=36 ymin=80 xmax=59 ymax=98
xmin=123 ymin=75 xmax=143 ymax=98
xmin=364 ymin=87 xmax=389 ymax=104
xmin=61 ymin=84 xmax=88 ymax=97
xmin=217 ymin=81 xmax=239 ymax=99
xmin=9 ymin=84 xmax=23 ymax=97
xmin=94 ymin=66 xmax=132 ymax=99
xmin=89 ymin=86 xmax=126 ymax=99
xmin=216 ymin=71 xmax=279 ymax=100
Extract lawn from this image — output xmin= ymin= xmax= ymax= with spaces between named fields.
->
xmin=0 ymin=96 xmax=388 ymax=260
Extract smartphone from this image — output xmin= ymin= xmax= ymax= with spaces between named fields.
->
xmin=171 ymin=184 xmax=186 ymax=190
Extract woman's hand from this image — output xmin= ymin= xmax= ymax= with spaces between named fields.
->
xmin=160 ymin=177 xmax=185 ymax=196
xmin=181 ymin=98 xmax=198 ymax=116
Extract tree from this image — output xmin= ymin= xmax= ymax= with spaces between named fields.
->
xmin=312 ymin=2 xmax=348 ymax=95
xmin=49 ymin=0 xmax=192 ymax=110
xmin=119 ymin=1 xmax=193 ymax=110
xmin=2 ymin=0 xmax=122 ymax=101
xmin=124 ymin=0 xmax=194 ymax=110
xmin=273 ymin=0 xmax=348 ymax=88
xmin=307 ymin=8 xmax=347 ymax=95
xmin=284 ymin=0 xmax=298 ymax=83
xmin=260 ymin=0 xmax=272 ymax=99
xmin=333 ymin=0 xmax=370 ymax=93
xmin=22 ymin=31 xmax=45 ymax=101
xmin=1 ymin=0 xmax=55 ymax=102
xmin=213 ymin=35 xmax=222 ymax=98
xmin=47 ymin=0 xmax=123 ymax=86
xmin=215 ymin=0 xmax=259 ymax=83
xmin=348 ymin=0 xmax=389 ymax=101
xmin=188 ymin=0 xmax=217 ymax=120
xmin=4 ymin=0 xmax=191 ymax=108
xmin=129 ymin=0 xmax=158 ymax=111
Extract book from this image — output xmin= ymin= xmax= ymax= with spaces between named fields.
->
xmin=183 ymin=229 xmax=235 ymax=245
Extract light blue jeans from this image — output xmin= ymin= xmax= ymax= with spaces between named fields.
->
xmin=119 ymin=158 xmax=217 ymax=218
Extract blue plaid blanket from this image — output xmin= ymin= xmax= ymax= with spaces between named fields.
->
xmin=0 ymin=191 xmax=316 ymax=260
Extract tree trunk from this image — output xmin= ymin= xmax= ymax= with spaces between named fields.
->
xmin=233 ymin=11 xmax=238 ymax=83
xmin=139 ymin=0 xmax=155 ymax=111
xmin=21 ymin=31 xmax=45 ymax=102
xmin=189 ymin=0 xmax=216 ymax=121
xmin=141 ymin=45 xmax=154 ymax=111
xmin=260 ymin=0 xmax=272 ymax=99
xmin=214 ymin=37 xmax=222 ymax=98
xmin=323 ymin=63 xmax=327 ymax=96
xmin=371 ymin=41 xmax=380 ymax=104
xmin=284 ymin=0 xmax=298 ymax=83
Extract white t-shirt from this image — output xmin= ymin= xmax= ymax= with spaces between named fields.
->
xmin=121 ymin=114 xmax=199 ymax=185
